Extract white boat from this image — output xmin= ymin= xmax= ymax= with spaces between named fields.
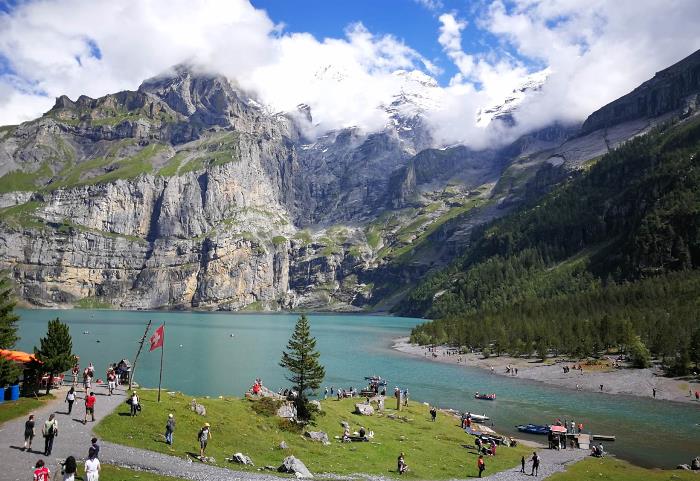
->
xmin=470 ymin=414 xmax=490 ymax=423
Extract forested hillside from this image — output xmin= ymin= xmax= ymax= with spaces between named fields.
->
xmin=401 ymin=115 xmax=700 ymax=369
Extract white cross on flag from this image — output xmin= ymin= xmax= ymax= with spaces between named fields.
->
xmin=149 ymin=324 xmax=165 ymax=351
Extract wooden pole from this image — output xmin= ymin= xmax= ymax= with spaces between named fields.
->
xmin=129 ymin=320 xmax=152 ymax=391
xmin=157 ymin=323 xmax=165 ymax=402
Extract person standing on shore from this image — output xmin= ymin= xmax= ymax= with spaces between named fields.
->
xmin=198 ymin=422 xmax=211 ymax=461
xmin=65 ymin=387 xmax=76 ymax=414
xmin=477 ymin=455 xmax=485 ymax=477
xmin=530 ymin=452 xmax=540 ymax=476
xmin=165 ymin=414 xmax=175 ymax=447
xmin=652 ymin=388 xmax=656 ymax=398
xmin=42 ymin=414 xmax=58 ymax=456
xmin=520 ymin=456 xmax=526 ymax=473
xmin=83 ymin=391 xmax=96 ymax=424
xmin=430 ymin=406 xmax=437 ymax=422
xmin=23 ymin=414 xmax=35 ymax=451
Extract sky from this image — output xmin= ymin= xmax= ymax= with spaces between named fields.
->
xmin=0 ymin=0 xmax=699 ymax=148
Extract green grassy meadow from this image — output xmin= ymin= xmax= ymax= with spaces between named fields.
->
xmin=548 ymin=457 xmax=698 ymax=481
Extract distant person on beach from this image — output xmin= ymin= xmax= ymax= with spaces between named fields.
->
xmin=530 ymin=452 xmax=540 ymax=476
xmin=198 ymin=423 xmax=211 ymax=460
xmin=165 ymin=414 xmax=176 ymax=446
xmin=83 ymin=392 xmax=96 ymax=424
xmin=23 ymin=414 xmax=35 ymax=451
xmin=65 ymin=387 xmax=76 ymax=414
xmin=652 ymin=388 xmax=656 ymax=398
xmin=599 ymin=384 xmax=604 ymax=392
xmin=42 ymin=414 xmax=58 ymax=456
xmin=61 ymin=455 xmax=77 ymax=481
xmin=397 ymin=452 xmax=408 ymax=474
xmin=129 ymin=392 xmax=140 ymax=416
xmin=85 ymin=447 xmax=100 ymax=481
xmin=32 ymin=459 xmax=50 ymax=481
xmin=477 ymin=455 xmax=485 ymax=477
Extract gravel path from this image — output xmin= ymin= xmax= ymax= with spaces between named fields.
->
xmin=476 ymin=448 xmax=588 ymax=480
xmin=0 ymin=383 xmax=587 ymax=481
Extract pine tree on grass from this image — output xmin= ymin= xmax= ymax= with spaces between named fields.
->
xmin=280 ymin=314 xmax=325 ymax=421
xmin=34 ymin=318 xmax=77 ymax=395
xmin=0 ymin=275 xmax=21 ymax=387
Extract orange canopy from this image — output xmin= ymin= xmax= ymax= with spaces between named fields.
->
xmin=0 ymin=349 xmax=39 ymax=363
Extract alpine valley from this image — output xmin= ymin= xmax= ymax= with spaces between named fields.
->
xmin=1 ymin=49 xmax=699 ymax=314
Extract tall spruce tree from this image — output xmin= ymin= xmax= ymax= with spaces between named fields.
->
xmin=34 ymin=318 xmax=76 ymax=394
xmin=280 ymin=314 xmax=325 ymax=420
xmin=0 ymin=276 xmax=20 ymax=387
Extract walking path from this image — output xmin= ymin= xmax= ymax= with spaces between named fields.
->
xmin=0 ymin=383 xmax=587 ymax=481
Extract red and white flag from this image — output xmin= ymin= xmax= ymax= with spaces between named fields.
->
xmin=149 ymin=324 xmax=164 ymax=351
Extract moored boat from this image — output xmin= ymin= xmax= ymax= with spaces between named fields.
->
xmin=516 ymin=424 xmax=550 ymax=435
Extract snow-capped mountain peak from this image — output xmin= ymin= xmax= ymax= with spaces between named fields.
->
xmin=476 ymin=68 xmax=550 ymax=127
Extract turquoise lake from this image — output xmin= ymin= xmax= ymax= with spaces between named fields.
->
xmin=15 ymin=309 xmax=700 ymax=468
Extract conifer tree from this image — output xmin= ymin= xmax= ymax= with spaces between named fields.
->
xmin=0 ymin=276 xmax=20 ymax=387
xmin=34 ymin=318 xmax=76 ymax=394
xmin=280 ymin=314 xmax=325 ymax=421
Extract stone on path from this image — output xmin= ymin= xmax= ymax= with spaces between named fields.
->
xmin=279 ymin=455 xmax=313 ymax=478
xmin=229 ymin=452 xmax=254 ymax=465
xmin=355 ymin=403 xmax=374 ymax=415
xmin=304 ymin=431 xmax=330 ymax=445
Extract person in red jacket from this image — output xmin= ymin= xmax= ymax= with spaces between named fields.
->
xmin=33 ymin=459 xmax=50 ymax=481
xmin=83 ymin=391 xmax=96 ymax=424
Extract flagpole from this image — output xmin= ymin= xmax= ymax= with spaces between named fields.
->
xmin=129 ymin=320 xmax=152 ymax=391
xmin=157 ymin=323 xmax=165 ymax=402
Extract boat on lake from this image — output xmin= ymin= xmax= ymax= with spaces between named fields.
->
xmin=469 ymin=413 xmax=490 ymax=423
xmin=474 ymin=392 xmax=496 ymax=400
xmin=516 ymin=424 xmax=550 ymax=435
xmin=364 ymin=375 xmax=387 ymax=386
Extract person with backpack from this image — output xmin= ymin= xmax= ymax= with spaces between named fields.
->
xmin=477 ymin=455 xmax=485 ymax=477
xmin=32 ymin=459 xmax=50 ymax=481
xmin=23 ymin=414 xmax=35 ymax=451
xmin=83 ymin=392 xmax=96 ymax=424
xmin=65 ymin=387 xmax=76 ymax=415
xmin=198 ymin=423 xmax=211 ymax=460
xmin=42 ymin=414 xmax=58 ymax=456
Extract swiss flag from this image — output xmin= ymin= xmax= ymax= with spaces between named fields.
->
xmin=149 ymin=324 xmax=164 ymax=351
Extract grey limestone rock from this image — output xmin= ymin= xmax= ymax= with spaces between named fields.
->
xmin=278 ymin=456 xmax=313 ymax=478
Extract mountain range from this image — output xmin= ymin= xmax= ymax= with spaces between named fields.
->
xmin=0 ymin=49 xmax=699 ymax=312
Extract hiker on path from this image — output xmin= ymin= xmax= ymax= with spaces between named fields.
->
xmin=129 ymin=391 xmax=139 ymax=417
xmin=85 ymin=447 xmax=100 ymax=481
xmin=198 ymin=422 xmax=211 ymax=460
xmin=530 ymin=452 xmax=540 ymax=476
xmin=477 ymin=455 xmax=485 ymax=477
xmin=32 ymin=459 xmax=50 ymax=481
xmin=42 ymin=414 xmax=58 ymax=456
xmin=65 ymin=387 xmax=76 ymax=415
xmin=165 ymin=414 xmax=176 ymax=446
xmin=61 ymin=455 xmax=77 ymax=481
xmin=23 ymin=414 xmax=35 ymax=451
xmin=397 ymin=452 xmax=408 ymax=474
xmin=83 ymin=391 xmax=96 ymax=424
xmin=91 ymin=437 xmax=100 ymax=458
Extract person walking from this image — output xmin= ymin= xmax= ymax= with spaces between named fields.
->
xmin=165 ymin=414 xmax=176 ymax=447
xmin=42 ymin=414 xmax=58 ymax=456
xmin=23 ymin=414 xmax=35 ymax=451
xmin=61 ymin=456 xmax=77 ymax=481
xmin=397 ymin=452 xmax=408 ymax=474
xmin=477 ymin=455 xmax=485 ymax=477
xmin=129 ymin=391 xmax=139 ymax=417
xmin=83 ymin=391 xmax=96 ymax=424
xmin=91 ymin=437 xmax=100 ymax=458
xmin=198 ymin=423 xmax=211 ymax=461
xmin=530 ymin=452 xmax=540 ymax=476
xmin=32 ymin=459 xmax=50 ymax=481
xmin=107 ymin=371 xmax=116 ymax=396
xmin=84 ymin=447 xmax=100 ymax=481
xmin=65 ymin=387 xmax=76 ymax=415
xmin=520 ymin=455 xmax=526 ymax=473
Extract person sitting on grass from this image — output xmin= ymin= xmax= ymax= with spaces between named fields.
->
xmin=397 ymin=452 xmax=408 ymax=474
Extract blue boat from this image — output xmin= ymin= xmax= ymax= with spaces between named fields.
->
xmin=515 ymin=424 xmax=550 ymax=435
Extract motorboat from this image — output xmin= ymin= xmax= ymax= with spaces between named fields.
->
xmin=474 ymin=392 xmax=496 ymax=400
xmin=516 ymin=424 xmax=550 ymax=435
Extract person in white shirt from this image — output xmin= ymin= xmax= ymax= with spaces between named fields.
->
xmin=85 ymin=447 xmax=100 ymax=481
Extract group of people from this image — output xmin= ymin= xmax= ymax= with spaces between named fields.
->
xmin=30 ymin=437 xmax=101 ymax=481
xmin=504 ymin=365 xmax=519 ymax=376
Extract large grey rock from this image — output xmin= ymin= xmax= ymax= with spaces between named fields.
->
xmin=304 ymin=431 xmax=330 ymax=445
xmin=277 ymin=403 xmax=296 ymax=419
xmin=230 ymin=453 xmax=254 ymax=465
xmin=309 ymin=400 xmax=321 ymax=410
xmin=692 ymin=457 xmax=700 ymax=470
xmin=354 ymin=403 xmax=374 ymax=416
xmin=190 ymin=399 xmax=206 ymax=416
xmin=278 ymin=456 xmax=313 ymax=478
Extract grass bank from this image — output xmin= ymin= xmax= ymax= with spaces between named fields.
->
xmin=0 ymin=394 xmax=54 ymax=425
xmin=549 ymin=457 xmax=698 ymax=481
xmin=96 ymin=390 xmax=529 ymax=479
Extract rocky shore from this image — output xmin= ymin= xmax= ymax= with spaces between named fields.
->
xmin=393 ymin=338 xmax=700 ymax=404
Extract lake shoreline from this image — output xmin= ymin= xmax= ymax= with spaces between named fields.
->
xmin=392 ymin=337 xmax=700 ymax=405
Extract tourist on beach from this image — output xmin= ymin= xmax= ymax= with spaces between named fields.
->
xmin=129 ymin=391 xmax=140 ymax=416
xmin=91 ymin=437 xmax=100 ymax=458
xmin=198 ymin=422 xmax=211 ymax=460
xmin=65 ymin=387 xmax=76 ymax=414
xmin=85 ymin=447 xmax=100 ymax=481
xmin=397 ymin=452 xmax=408 ymax=474
xmin=83 ymin=392 xmax=96 ymax=424
xmin=477 ymin=455 xmax=485 ymax=477
xmin=165 ymin=414 xmax=176 ymax=446
xmin=599 ymin=384 xmax=604 ymax=392
xmin=42 ymin=414 xmax=58 ymax=456
xmin=61 ymin=455 xmax=77 ymax=481
xmin=430 ymin=406 xmax=437 ymax=422
xmin=530 ymin=452 xmax=540 ymax=476
xmin=23 ymin=414 xmax=35 ymax=451
xmin=32 ymin=459 xmax=50 ymax=481
xmin=520 ymin=456 xmax=526 ymax=473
